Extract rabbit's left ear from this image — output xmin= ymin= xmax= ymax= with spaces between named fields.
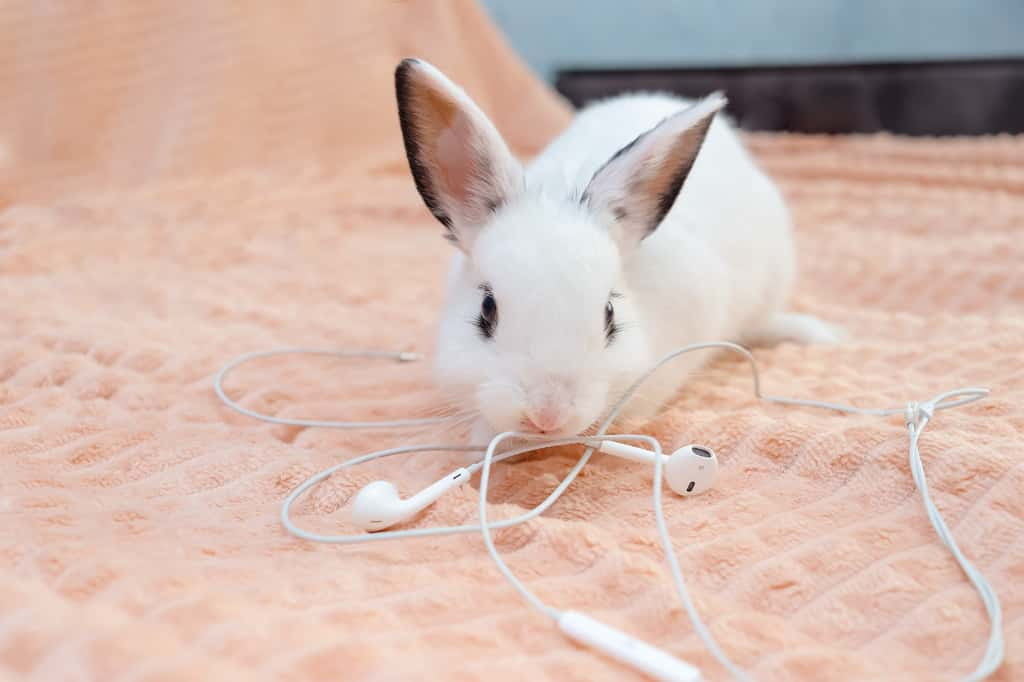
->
xmin=395 ymin=58 xmax=522 ymax=250
xmin=582 ymin=93 xmax=726 ymax=249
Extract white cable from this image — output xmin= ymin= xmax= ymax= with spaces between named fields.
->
xmin=215 ymin=342 xmax=1002 ymax=682
xmin=214 ymin=348 xmax=446 ymax=429
xmin=279 ymin=437 xmax=594 ymax=545
xmin=220 ymin=343 xmax=746 ymax=675
xmin=905 ymin=394 xmax=1003 ymax=682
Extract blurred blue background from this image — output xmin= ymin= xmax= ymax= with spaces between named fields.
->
xmin=482 ymin=0 xmax=1024 ymax=82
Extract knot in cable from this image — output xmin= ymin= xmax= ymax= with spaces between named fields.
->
xmin=905 ymin=400 xmax=936 ymax=427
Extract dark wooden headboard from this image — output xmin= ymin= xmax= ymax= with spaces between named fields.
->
xmin=555 ymin=59 xmax=1024 ymax=135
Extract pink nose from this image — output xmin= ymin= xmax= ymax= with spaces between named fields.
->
xmin=524 ymin=404 xmax=569 ymax=433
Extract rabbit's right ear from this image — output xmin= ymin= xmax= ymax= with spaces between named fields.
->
xmin=395 ymin=58 xmax=522 ymax=250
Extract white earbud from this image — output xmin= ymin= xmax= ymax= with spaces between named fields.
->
xmin=350 ymin=468 xmax=471 ymax=531
xmin=598 ymin=441 xmax=718 ymax=495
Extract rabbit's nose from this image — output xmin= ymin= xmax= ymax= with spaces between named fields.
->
xmin=523 ymin=402 xmax=570 ymax=434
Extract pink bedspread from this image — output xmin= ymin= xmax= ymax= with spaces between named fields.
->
xmin=1 ymin=2 xmax=1022 ymax=680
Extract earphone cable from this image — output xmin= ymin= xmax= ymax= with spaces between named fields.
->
xmin=216 ymin=343 xmax=1001 ymax=682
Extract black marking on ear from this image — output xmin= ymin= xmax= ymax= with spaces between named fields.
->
xmin=485 ymin=198 xmax=501 ymax=214
xmin=581 ymin=125 xmax=654 ymax=211
xmin=602 ymin=128 xmax=647 ymax=169
xmin=650 ymin=116 xmax=715 ymax=232
xmin=442 ymin=231 xmax=458 ymax=243
xmin=394 ymin=59 xmax=456 ymax=236
xmin=582 ymin=110 xmax=717 ymax=239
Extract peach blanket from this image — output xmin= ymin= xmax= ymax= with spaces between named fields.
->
xmin=1 ymin=2 xmax=1021 ymax=680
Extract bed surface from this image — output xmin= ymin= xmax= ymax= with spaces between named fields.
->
xmin=1 ymin=2 xmax=1022 ymax=680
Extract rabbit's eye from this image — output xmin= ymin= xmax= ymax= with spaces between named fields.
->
xmin=605 ymin=294 xmax=621 ymax=346
xmin=476 ymin=288 xmax=497 ymax=339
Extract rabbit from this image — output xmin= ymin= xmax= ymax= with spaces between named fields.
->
xmin=394 ymin=58 xmax=840 ymax=443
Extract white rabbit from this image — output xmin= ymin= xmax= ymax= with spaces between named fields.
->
xmin=394 ymin=58 xmax=839 ymax=440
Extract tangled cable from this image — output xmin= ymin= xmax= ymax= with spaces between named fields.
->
xmin=215 ymin=341 xmax=1002 ymax=681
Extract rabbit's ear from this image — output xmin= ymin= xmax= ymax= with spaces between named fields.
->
xmin=395 ymin=58 xmax=522 ymax=249
xmin=582 ymin=93 xmax=726 ymax=249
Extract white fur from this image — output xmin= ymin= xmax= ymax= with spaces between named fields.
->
xmin=397 ymin=60 xmax=838 ymax=439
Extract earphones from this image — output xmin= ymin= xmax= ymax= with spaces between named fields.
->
xmin=215 ymin=342 xmax=1003 ymax=682
xmin=597 ymin=441 xmax=718 ymax=496
xmin=351 ymin=467 xmax=471 ymax=531
xmin=349 ymin=444 xmax=716 ymax=532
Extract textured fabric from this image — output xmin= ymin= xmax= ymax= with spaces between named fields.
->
xmin=1 ymin=2 xmax=1023 ymax=681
